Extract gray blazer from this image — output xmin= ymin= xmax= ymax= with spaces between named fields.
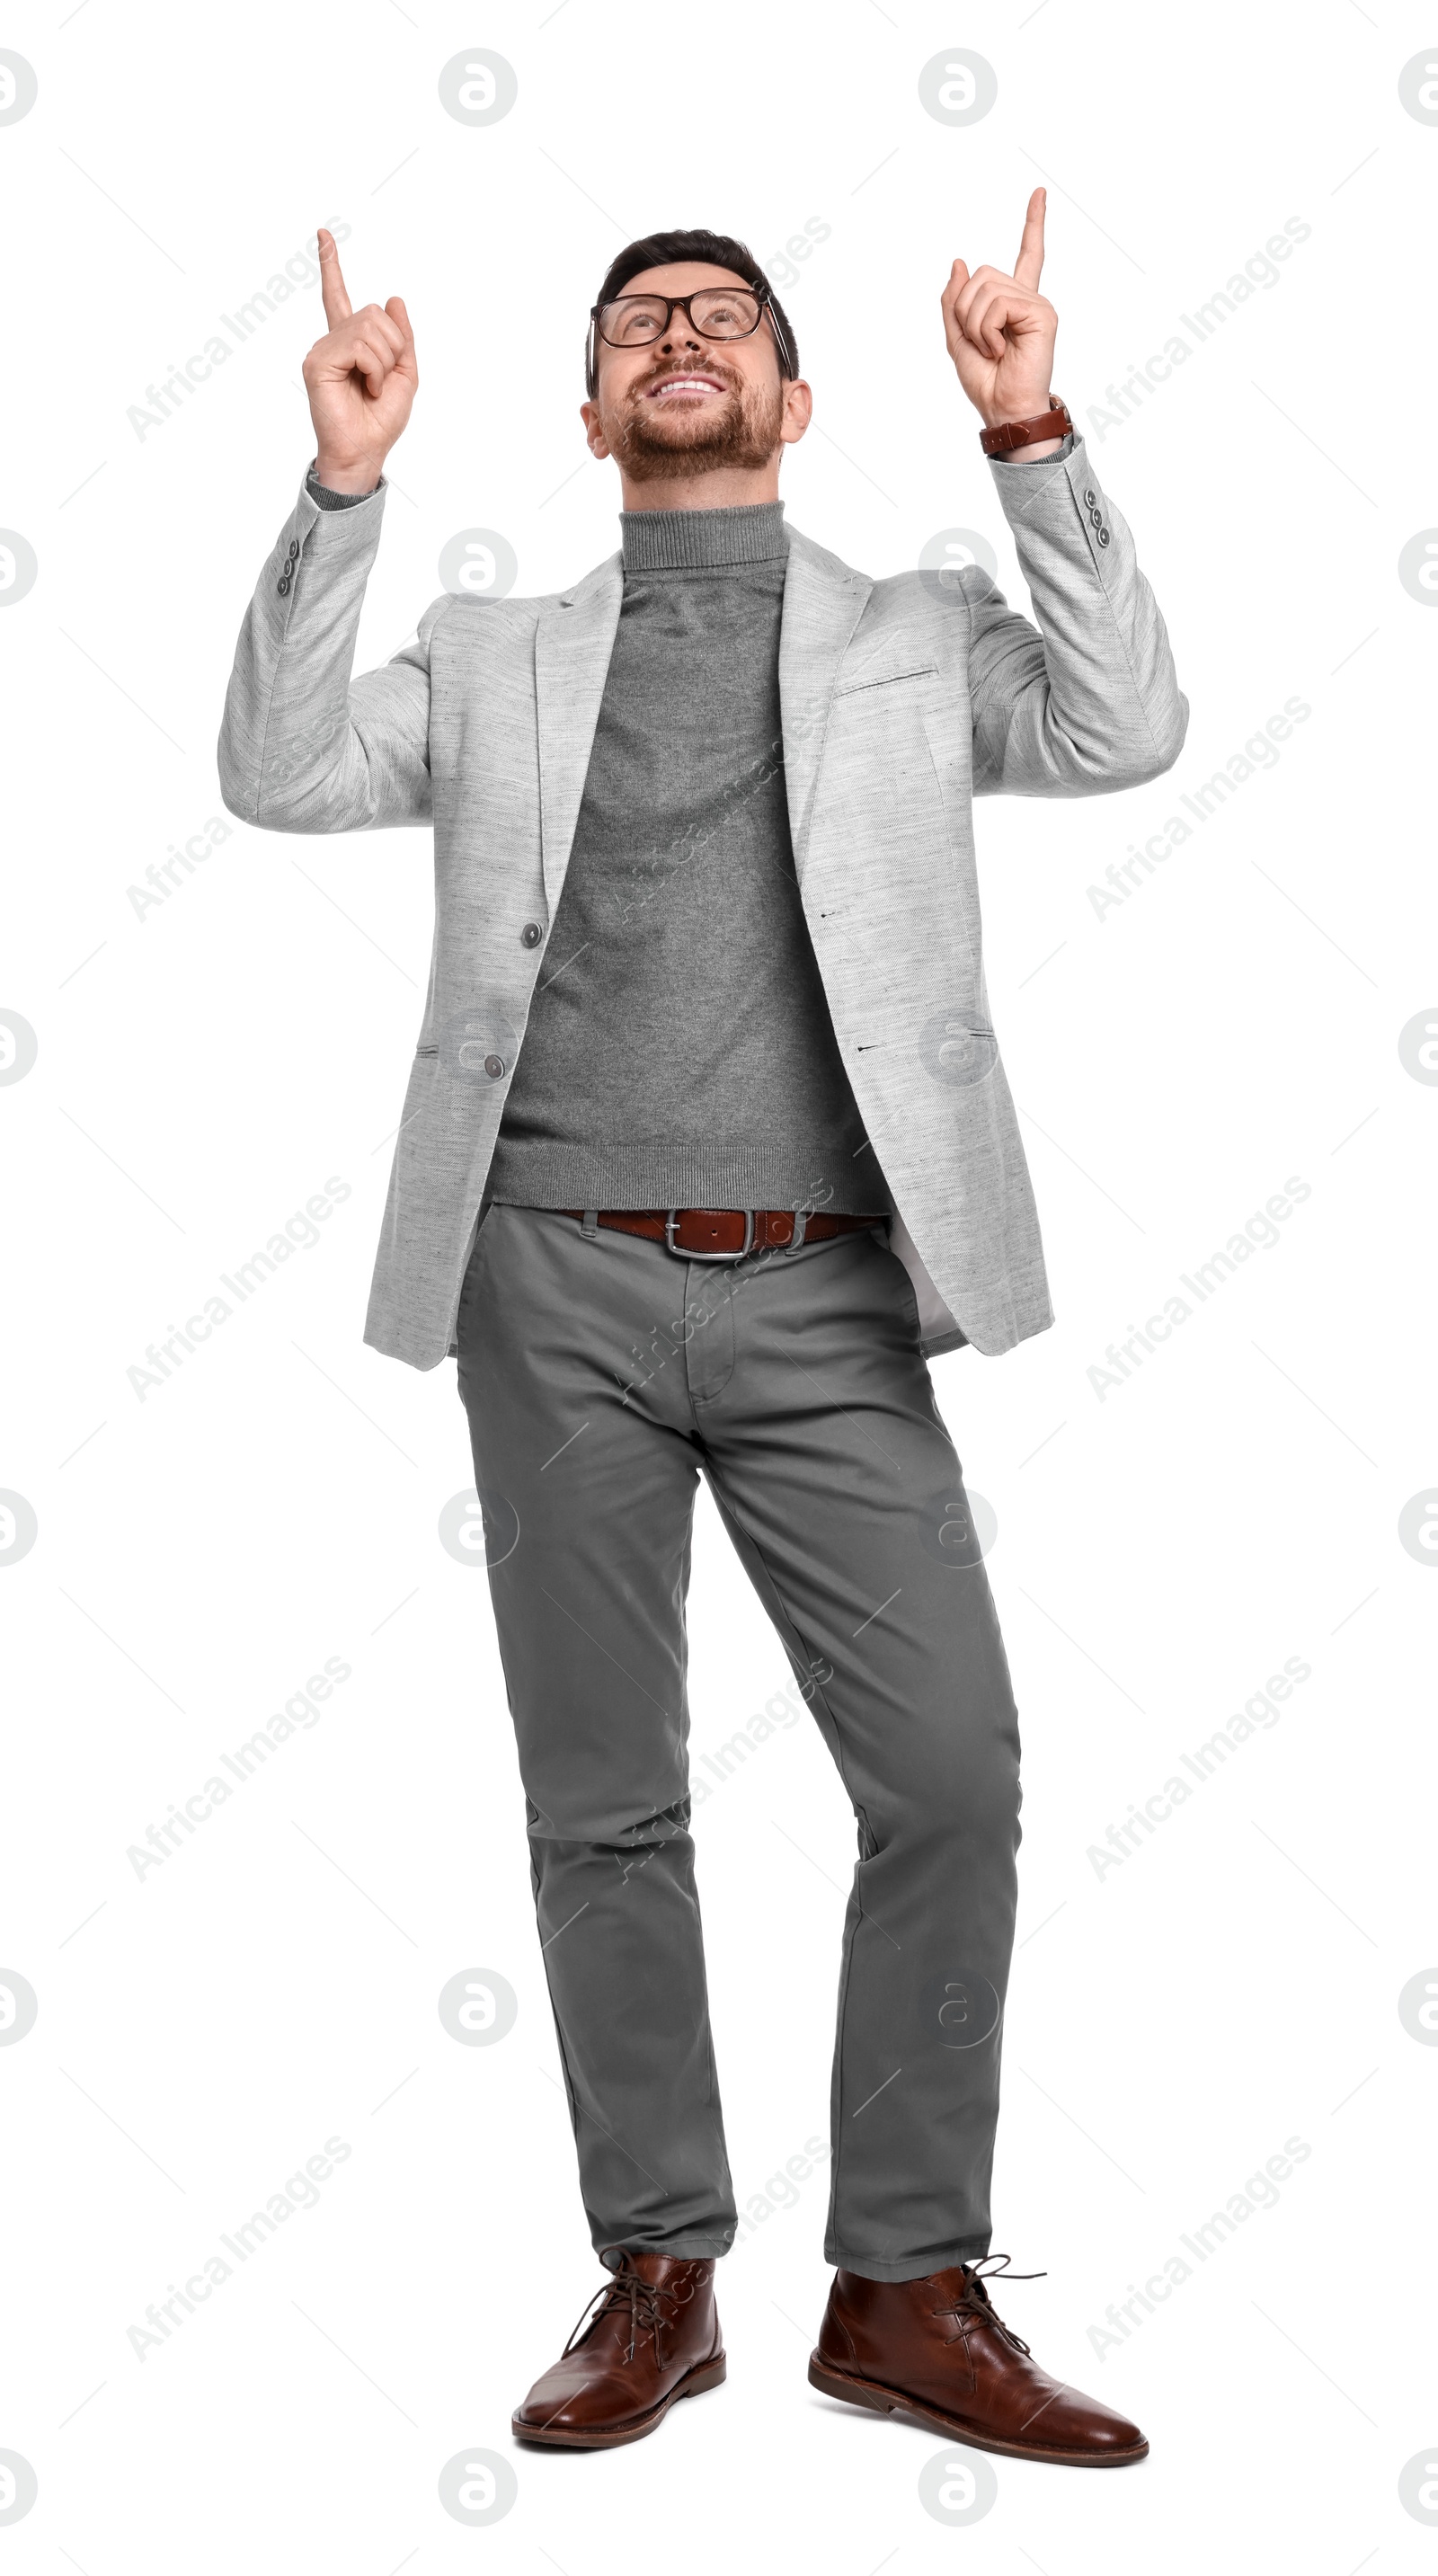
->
xmin=217 ymin=435 xmax=1186 ymax=1369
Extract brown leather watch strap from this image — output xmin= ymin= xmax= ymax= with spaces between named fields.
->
xmin=979 ymin=396 xmax=1072 ymax=456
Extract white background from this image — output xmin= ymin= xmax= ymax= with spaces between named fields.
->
xmin=3 ymin=1 xmax=1435 ymax=2567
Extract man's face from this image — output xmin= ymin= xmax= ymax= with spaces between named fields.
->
xmin=581 ymin=262 xmax=811 ymax=482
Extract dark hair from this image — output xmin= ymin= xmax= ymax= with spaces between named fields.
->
xmin=585 ymin=227 xmax=799 ymax=396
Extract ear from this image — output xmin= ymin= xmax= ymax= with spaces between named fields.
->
xmin=778 ymin=378 xmax=813 ymax=449
xmin=580 ymin=398 xmax=611 ymax=461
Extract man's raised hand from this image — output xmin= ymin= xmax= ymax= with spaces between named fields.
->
xmin=941 ymin=188 xmax=1058 ymax=429
xmin=302 ymin=228 xmax=418 ymax=493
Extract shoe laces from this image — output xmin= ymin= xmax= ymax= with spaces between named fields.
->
xmin=935 ymin=2252 xmax=1047 ymax=2355
xmin=563 ymin=2259 xmax=698 ymax=2367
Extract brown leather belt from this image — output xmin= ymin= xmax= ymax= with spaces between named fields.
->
xmin=556 ymin=1207 xmax=885 ymax=1262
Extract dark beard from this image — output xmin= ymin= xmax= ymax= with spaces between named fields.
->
xmin=606 ymin=372 xmax=785 ymax=483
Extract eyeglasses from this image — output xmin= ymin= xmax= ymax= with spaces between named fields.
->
xmin=584 ymin=284 xmax=794 ymax=395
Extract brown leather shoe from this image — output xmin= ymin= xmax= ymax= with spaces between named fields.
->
xmin=512 ymin=2249 xmax=725 ymax=2449
xmin=810 ymin=2255 xmax=1148 ymax=2466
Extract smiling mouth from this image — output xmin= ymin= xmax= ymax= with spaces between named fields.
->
xmin=644 ymin=371 xmax=729 ymax=400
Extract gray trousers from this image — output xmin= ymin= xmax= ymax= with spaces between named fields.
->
xmin=455 ymin=1206 xmax=1022 ymax=2283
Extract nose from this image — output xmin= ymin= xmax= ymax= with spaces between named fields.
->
xmin=657 ymin=318 xmax=706 ymax=358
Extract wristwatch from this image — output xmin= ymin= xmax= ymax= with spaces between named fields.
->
xmin=979 ymin=397 xmax=1072 ymax=457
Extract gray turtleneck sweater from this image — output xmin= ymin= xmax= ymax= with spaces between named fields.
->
xmin=484 ymin=497 xmax=886 ymax=1216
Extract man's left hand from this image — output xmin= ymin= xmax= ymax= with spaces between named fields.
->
xmin=942 ymin=188 xmax=1058 ymax=430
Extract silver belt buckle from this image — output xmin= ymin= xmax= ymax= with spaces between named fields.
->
xmin=663 ymin=1207 xmax=756 ymax=1263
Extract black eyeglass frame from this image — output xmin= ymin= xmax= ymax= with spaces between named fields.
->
xmin=584 ymin=282 xmax=796 ymax=399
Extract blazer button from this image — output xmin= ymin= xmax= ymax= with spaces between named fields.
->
xmin=277 ymin=576 xmax=290 ymax=595
xmin=520 ymin=922 xmax=543 ymax=947
xmin=288 ymin=540 xmax=300 ymax=561
xmin=1083 ymin=487 xmax=1097 ymax=506
xmin=484 ymin=1053 xmax=505 ymax=1079
xmin=1096 ymin=526 xmax=1110 ymax=546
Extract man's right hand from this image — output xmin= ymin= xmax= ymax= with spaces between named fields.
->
xmin=303 ymin=227 xmax=418 ymax=493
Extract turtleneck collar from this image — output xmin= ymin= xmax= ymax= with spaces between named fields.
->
xmin=619 ymin=498 xmax=787 ymax=573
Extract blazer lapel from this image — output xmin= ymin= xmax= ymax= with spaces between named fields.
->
xmin=778 ymin=527 xmax=873 ymax=881
xmin=534 ymin=552 xmax=624 ymax=920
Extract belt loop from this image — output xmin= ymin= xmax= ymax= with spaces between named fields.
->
xmin=581 ymin=1208 xmax=599 ymax=1238
xmin=784 ymin=1206 xmax=809 ymax=1257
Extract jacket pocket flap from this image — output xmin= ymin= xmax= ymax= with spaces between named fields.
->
xmin=834 ymin=662 xmax=940 ymax=697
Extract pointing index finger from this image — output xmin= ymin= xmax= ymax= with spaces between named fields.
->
xmin=317 ymin=227 xmax=352 ymax=328
xmin=1013 ymin=186 xmax=1046 ymax=292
